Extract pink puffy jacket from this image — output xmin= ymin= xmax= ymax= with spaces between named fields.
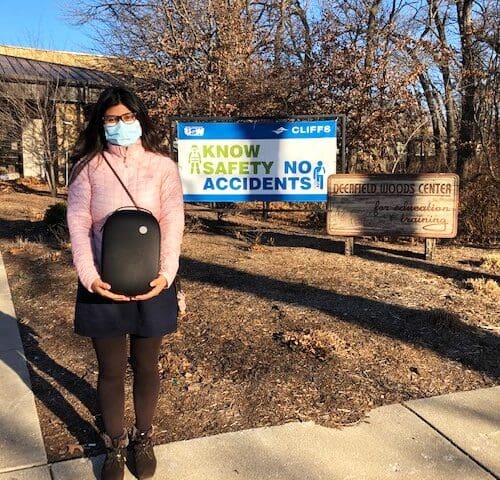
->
xmin=67 ymin=141 xmax=184 ymax=292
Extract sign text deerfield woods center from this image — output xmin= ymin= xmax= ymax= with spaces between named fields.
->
xmin=327 ymin=174 xmax=459 ymax=238
xmin=177 ymin=120 xmax=337 ymax=202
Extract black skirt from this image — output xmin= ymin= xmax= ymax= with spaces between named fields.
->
xmin=74 ymin=280 xmax=177 ymax=338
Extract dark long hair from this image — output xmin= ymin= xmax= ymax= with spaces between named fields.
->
xmin=69 ymin=86 xmax=164 ymax=183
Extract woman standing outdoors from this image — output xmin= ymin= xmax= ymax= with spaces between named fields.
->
xmin=67 ymin=86 xmax=184 ymax=480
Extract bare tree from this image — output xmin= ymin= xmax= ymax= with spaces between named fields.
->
xmin=0 ymin=79 xmax=70 ymax=196
xmin=66 ymin=0 xmax=497 ymax=180
xmin=312 ymin=0 xmax=426 ymax=172
xmin=406 ymin=0 xmax=498 ymax=180
xmin=473 ymin=0 xmax=500 ymax=179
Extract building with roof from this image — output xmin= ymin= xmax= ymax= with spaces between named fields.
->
xmin=0 ymin=46 xmax=123 ymax=183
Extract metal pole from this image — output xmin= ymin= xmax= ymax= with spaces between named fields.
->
xmin=65 ymin=151 xmax=69 ymax=186
xmin=342 ymin=115 xmax=347 ymax=173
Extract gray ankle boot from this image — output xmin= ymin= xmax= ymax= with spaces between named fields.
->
xmin=101 ymin=428 xmax=128 ymax=480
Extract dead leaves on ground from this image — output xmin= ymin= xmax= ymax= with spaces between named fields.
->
xmin=272 ymin=327 xmax=348 ymax=362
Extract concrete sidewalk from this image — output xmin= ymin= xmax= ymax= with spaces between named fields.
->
xmin=0 ymin=254 xmax=47 ymax=476
xmin=0 ymin=252 xmax=499 ymax=480
xmin=1 ymin=387 xmax=498 ymax=480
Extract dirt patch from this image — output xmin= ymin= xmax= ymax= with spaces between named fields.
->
xmin=0 ymin=188 xmax=499 ymax=463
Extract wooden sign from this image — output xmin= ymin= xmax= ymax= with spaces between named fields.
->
xmin=327 ymin=174 xmax=459 ymax=238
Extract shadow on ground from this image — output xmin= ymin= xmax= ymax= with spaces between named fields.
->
xmin=193 ymin=216 xmax=500 ymax=283
xmin=180 ymin=256 xmax=500 ymax=381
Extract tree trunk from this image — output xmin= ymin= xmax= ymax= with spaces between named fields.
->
xmin=456 ymin=0 xmax=476 ymax=180
xmin=365 ymin=0 xmax=382 ymax=72
xmin=274 ymin=0 xmax=288 ymax=67
xmin=419 ymin=73 xmax=446 ymax=169
xmin=44 ymin=159 xmax=58 ymax=197
xmin=428 ymin=0 xmax=458 ymax=169
xmin=442 ymin=68 xmax=457 ymax=169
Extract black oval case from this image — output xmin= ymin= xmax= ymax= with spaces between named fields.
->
xmin=101 ymin=209 xmax=160 ymax=296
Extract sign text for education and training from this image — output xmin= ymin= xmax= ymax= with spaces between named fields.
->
xmin=327 ymin=174 xmax=459 ymax=238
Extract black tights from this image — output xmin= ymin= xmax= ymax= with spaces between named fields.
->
xmin=91 ymin=335 xmax=163 ymax=439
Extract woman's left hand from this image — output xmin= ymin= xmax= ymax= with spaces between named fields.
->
xmin=131 ymin=275 xmax=167 ymax=301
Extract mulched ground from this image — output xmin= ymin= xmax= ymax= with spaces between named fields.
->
xmin=0 ymin=180 xmax=499 ymax=463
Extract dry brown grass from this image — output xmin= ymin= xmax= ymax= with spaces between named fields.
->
xmin=426 ymin=309 xmax=462 ymax=330
xmin=459 ymin=175 xmax=500 ymax=244
xmin=463 ymin=277 xmax=500 ymax=298
xmin=1 ymin=186 xmax=499 ymax=463
xmin=8 ymin=236 xmax=44 ymax=255
xmin=480 ymin=253 xmax=500 ymax=272
xmin=185 ymin=214 xmax=206 ymax=233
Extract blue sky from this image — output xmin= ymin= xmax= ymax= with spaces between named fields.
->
xmin=0 ymin=0 xmax=96 ymax=53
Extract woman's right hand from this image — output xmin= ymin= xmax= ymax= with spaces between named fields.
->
xmin=91 ymin=278 xmax=131 ymax=301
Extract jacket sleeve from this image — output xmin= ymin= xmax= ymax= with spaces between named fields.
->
xmin=67 ymin=163 xmax=100 ymax=292
xmin=158 ymin=157 xmax=185 ymax=287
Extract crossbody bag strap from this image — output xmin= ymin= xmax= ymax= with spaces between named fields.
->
xmin=101 ymin=152 xmax=139 ymax=209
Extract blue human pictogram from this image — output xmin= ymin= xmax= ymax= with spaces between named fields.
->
xmin=313 ymin=161 xmax=326 ymax=189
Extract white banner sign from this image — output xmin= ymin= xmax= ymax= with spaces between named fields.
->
xmin=177 ymin=120 xmax=337 ymax=202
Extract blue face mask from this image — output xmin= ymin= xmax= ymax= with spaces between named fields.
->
xmin=104 ymin=120 xmax=143 ymax=147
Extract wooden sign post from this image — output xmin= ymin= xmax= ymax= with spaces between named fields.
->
xmin=326 ymin=174 xmax=459 ymax=259
xmin=425 ymin=238 xmax=437 ymax=260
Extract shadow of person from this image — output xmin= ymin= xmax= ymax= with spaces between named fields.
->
xmin=17 ymin=321 xmax=103 ymax=459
